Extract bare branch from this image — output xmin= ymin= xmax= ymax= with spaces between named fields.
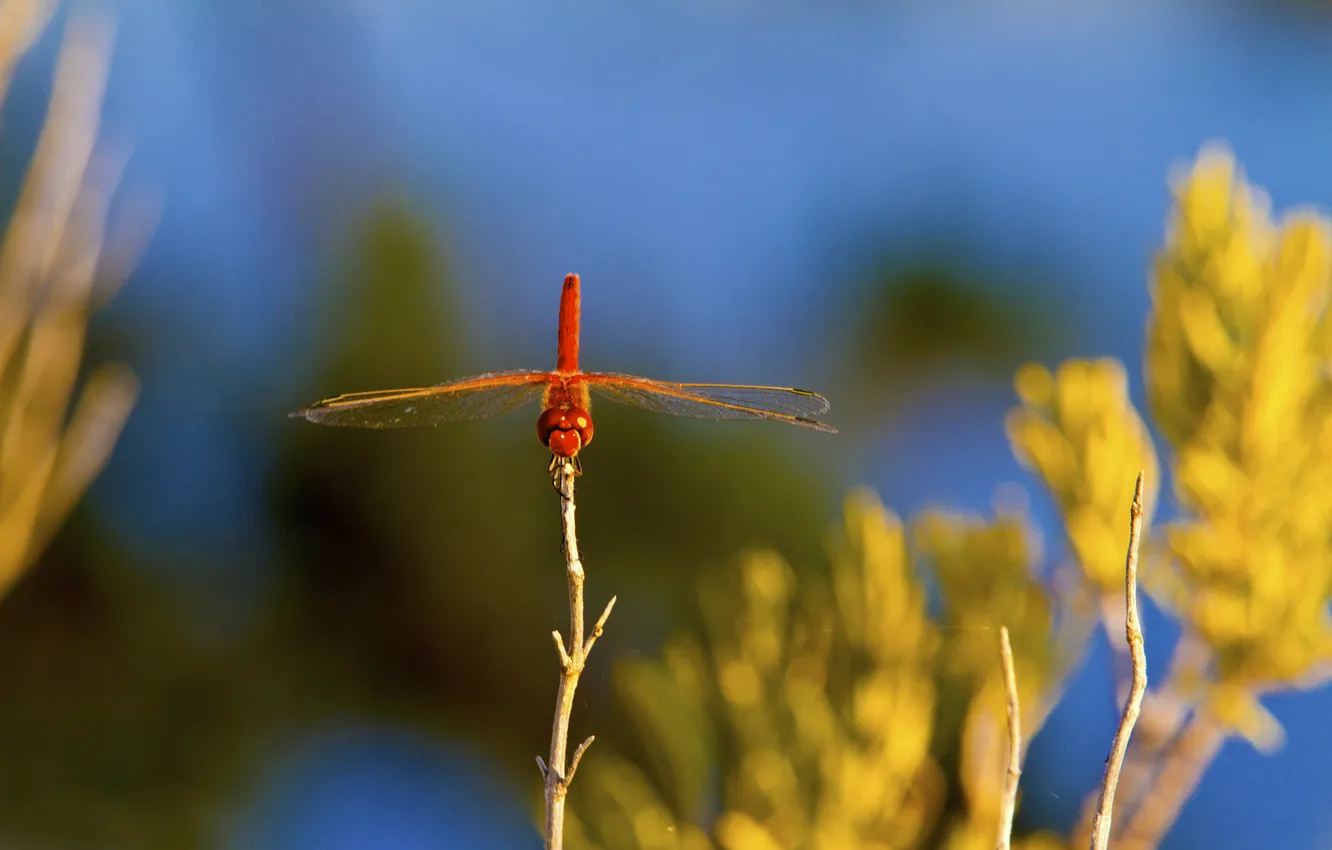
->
xmin=566 ymin=735 xmax=595 ymax=786
xmin=1089 ymin=472 xmax=1148 ymax=850
xmin=585 ymin=595 xmax=617 ymax=655
xmin=997 ymin=626 xmax=1022 ymax=850
xmin=552 ymin=631 xmax=571 ymax=670
xmin=1072 ymin=629 xmax=1207 ymax=847
xmin=541 ymin=457 xmax=614 ymax=850
xmin=1115 ymin=711 xmax=1225 ymax=850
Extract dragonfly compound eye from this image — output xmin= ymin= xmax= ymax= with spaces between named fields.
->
xmin=537 ymin=406 xmax=595 ymax=457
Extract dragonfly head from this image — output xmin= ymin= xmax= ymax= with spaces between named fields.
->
xmin=538 ymin=405 xmax=594 ymax=457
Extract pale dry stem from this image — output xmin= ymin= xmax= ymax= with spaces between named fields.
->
xmin=1071 ymin=632 xmax=1207 ymax=847
xmin=1088 ymin=472 xmax=1148 ymax=850
xmin=541 ymin=457 xmax=616 ymax=850
xmin=996 ymin=625 xmax=1021 ymax=850
xmin=1114 ymin=711 xmax=1224 ymax=850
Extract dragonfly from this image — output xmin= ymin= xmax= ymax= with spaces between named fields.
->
xmin=292 ymin=274 xmax=835 ymax=468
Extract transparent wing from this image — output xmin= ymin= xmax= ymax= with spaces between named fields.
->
xmin=293 ymin=370 xmax=551 ymax=428
xmin=583 ymin=373 xmax=835 ymax=433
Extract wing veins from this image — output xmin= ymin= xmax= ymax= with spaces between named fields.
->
xmin=295 ymin=369 xmax=550 ymax=428
xmin=583 ymin=373 xmax=835 ymax=432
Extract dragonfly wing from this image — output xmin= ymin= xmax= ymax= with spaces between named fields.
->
xmin=583 ymin=373 xmax=835 ymax=432
xmin=294 ymin=370 xmax=551 ymax=428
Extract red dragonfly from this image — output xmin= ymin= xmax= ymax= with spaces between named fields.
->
xmin=293 ymin=274 xmax=835 ymax=463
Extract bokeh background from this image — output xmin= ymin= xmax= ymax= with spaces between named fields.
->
xmin=2 ymin=1 xmax=1332 ymax=848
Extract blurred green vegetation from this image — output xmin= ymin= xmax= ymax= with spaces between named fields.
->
xmin=853 ymin=259 xmax=1067 ymax=387
xmin=836 ymin=246 xmax=1071 ymax=431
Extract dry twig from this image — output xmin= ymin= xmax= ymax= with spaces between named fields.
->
xmin=1114 ymin=711 xmax=1224 ymax=850
xmin=1088 ymin=472 xmax=1148 ymax=850
xmin=538 ymin=457 xmax=616 ymax=850
xmin=1070 ymin=630 xmax=1206 ymax=847
xmin=996 ymin=625 xmax=1021 ymax=850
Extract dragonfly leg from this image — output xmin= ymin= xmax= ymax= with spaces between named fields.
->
xmin=549 ymin=454 xmax=580 ymax=497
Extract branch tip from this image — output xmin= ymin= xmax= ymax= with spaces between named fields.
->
xmin=552 ymin=630 xmax=572 ymax=667
xmin=1130 ymin=469 xmax=1144 ymax=519
xmin=585 ymin=596 xmax=617 ymax=653
xmin=566 ymin=735 xmax=595 ymax=786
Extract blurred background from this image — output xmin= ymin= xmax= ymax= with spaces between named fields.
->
xmin=2 ymin=0 xmax=1332 ymax=848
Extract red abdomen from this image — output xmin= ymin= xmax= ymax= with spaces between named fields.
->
xmin=556 ymin=273 xmax=580 ymax=374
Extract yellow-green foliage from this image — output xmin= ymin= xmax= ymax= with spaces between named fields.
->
xmin=1007 ymin=144 xmax=1332 ymax=748
xmin=1006 ymin=358 xmax=1158 ymax=592
xmin=569 ymin=493 xmax=941 ymax=850
xmin=569 ymin=492 xmax=1064 ymax=850
xmin=914 ymin=509 xmax=1052 ymax=688
xmin=1146 ymin=145 xmax=1332 ymax=736
xmin=567 ymin=143 xmax=1332 ymax=848
xmin=0 ymin=6 xmax=138 ymax=599
xmin=912 ymin=509 xmax=1060 ymax=850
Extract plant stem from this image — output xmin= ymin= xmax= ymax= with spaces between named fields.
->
xmin=1089 ymin=472 xmax=1148 ymax=850
xmin=996 ymin=625 xmax=1022 ymax=850
xmin=540 ymin=457 xmax=616 ymax=850
xmin=1114 ymin=710 xmax=1224 ymax=850
xmin=1071 ymin=626 xmax=1209 ymax=847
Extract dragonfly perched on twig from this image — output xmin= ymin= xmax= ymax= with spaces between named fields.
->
xmin=293 ymin=274 xmax=835 ymax=471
